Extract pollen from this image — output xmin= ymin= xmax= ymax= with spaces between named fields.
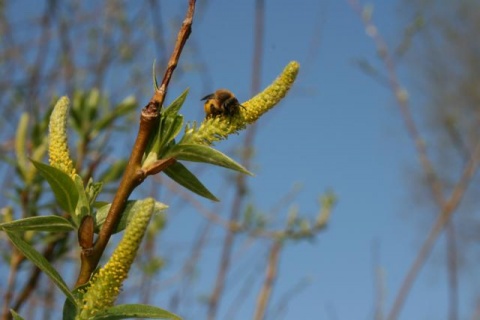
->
xmin=76 ymin=198 xmax=156 ymax=319
xmin=48 ymin=96 xmax=76 ymax=178
xmin=181 ymin=61 xmax=299 ymax=146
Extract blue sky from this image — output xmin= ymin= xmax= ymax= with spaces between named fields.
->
xmin=167 ymin=1 xmax=474 ymax=319
xmin=5 ymin=1 xmax=476 ymax=319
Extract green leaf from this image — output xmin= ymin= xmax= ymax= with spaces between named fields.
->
xmin=144 ymin=113 xmax=183 ymax=169
xmin=10 ymin=310 xmax=25 ymax=320
xmin=158 ymin=115 xmax=183 ymax=154
xmin=0 ymin=216 xmax=75 ymax=232
xmin=63 ymin=285 xmax=87 ymax=320
xmin=15 ymin=113 xmax=29 ymax=180
xmin=98 ymin=159 xmax=127 ymax=184
xmin=31 ymin=160 xmax=79 ymax=213
xmin=167 ymin=144 xmax=252 ymax=175
xmin=5 ymin=231 xmax=77 ymax=305
xmin=92 ymin=304 xmax=182 ymax=320
xmin=152 ymin=60 xmax=159 ymax=91
xmin=162 ymin=88 xmax=189 ymax=116
xmin=94 ymin=200 xmax=168 ymax=234
xmin=164 ymin=162 xmax=218 ymax=201
xmin=72 ymin=174 xmax=91 ymax=227
xmin=62 ymin=298 xmax=77 ymax=320
xmin=86 ymin=179 xmax=103 ymax=205
xmin=92 ymin=96 xmax=137 ymax=134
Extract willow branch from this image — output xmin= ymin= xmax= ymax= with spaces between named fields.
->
xmin=75 ymin=0 xmax=196 ymax=287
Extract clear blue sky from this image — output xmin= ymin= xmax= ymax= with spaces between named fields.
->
xmin=7 ymin=1 xmax=474 ymax=319
xmin=172 ymin=1 xmax=472 ymax=319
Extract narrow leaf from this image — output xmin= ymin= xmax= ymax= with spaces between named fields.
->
xmin=10 ymin=310 xmax=25 ymax=320
xmin=94 ymin=200 xmax=168 ymax=234
xmin=92 ymin=304 xmax=181 ymax=320
xmin=92 ymin=96 xmax=137 ymax=133
xmin=164 ymin=162 xmax=218 ymax=201
xmin=167 ymin=145 xmax=252 ymax=175
xmin=73 ymin=174 xmax=91 ymax=227
xmin=15 ymin=113 xmax=29 ymax=179
xmin=152 ymin=59 xmax=159 ymax=91
xmin=0 ymin=216 xmax=74 ymax=232
xmin=62 ymin=298 xmax=77 ymax=320
xmin=31 ymin=160 xmax=79 ymax=213
xmin=5 ymin=231 xmax=77 ymax=305
xmin=162 ymin=88 xmax=189 ymax=116
xmin=63 ymin=285 xmax=87 ymax=320
xmin=158 ymin=115 xmax=183 ymax=153
xmin=98 ymin=159 xmax=127 ymax=183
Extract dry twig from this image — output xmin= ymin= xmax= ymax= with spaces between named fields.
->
xmin=348 ymin=1 xmax=480 ymax=319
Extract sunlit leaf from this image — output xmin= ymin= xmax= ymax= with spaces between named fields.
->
xmin=10 ymin=310 xmax=24 ymax=320
xmin=92 ymin=96 xmax=137 ymax=133
xmin=162 ymin=88 xmax=189 ymax=116
xmin=164 ymin=162 xmax=218 ymax=201
xmin=5 ymin=231 xmax=77 ymax=305
xmin=31 ymin=160 xmax=79 ymax=213
xmin=158 ymin=115 xmax=183 ymax=154
xmin=166 ymin=144 xmax=252 ymax=175
xmin=152 ymin=59 xmax=159 ymax=91
xmin=73 ymin=174 xmax=91 ymax=227
xmin=0 ymin=216 xmax=74 ymax=232
xmin=94 ymin=200 xmax=168 ymax=234
xmin=92 ymin=304 xmax=182 ymax=320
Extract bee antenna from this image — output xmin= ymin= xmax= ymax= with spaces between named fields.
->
xmin=201 ymin=93 xmax=214 ymax=101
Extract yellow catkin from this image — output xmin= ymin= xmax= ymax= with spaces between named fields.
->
xmin=181 ymin=61 xmax=299 ymax=146
xmin=48 ymin=96 xmax=76 ymax=177
xmin=77 ymin=198 xmax=156 ymax=319
xmin=241 ymin=61 xmax=300 ymax=123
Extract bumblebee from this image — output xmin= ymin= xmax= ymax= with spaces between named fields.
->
xmin=201 ymin=89 xmax=244 ymax=119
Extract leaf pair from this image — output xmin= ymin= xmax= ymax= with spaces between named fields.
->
xmin=143 ymin=89 xmax=252 ymax=202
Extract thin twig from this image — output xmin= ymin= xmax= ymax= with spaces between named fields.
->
xmin=349 ymin=0 xmax=445 ymax=206
xmin=75 ymin=0 xmax=196 ymax=287
xmin=253 ymin=240 xmax=282 ymax=320
xmin=446 ymin=222 xmax=458 ymax=320
xmin=12 ymin=237 xmax=63 ymax=313
xmin=348 ymin=1 xmax=480 ymax=319
xmin=1 ymin=249 xmax=23 ymax=320
xmin=349 ymin=0 xmax=480 ymax=320
xmin=387 ymin=143 xmax=480 ymax=320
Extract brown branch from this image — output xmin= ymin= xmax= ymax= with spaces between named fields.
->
xmin=372 ymin=239 xmax=385 ymax=320
xmin=253 ymin=241 xmax=282 ymax=320
xmin=349 ymin=0 xmax=445 ymax=207
xmin=386 ymin=143 xmax=480 ymax=320
xmin=148 ymin=0 xmax=168 ymax=70
xmin=446 ymin=222 xmax=458 ymax=320
xmin=151 ymin=0 xmax=195 ymax=107
xmin=11 ymin=236 xmax=63 ymax=314
xmin=1 ymin=248 xmax=23 ymax=320
xmin=74 ymin=0 xmax=196 ymax=287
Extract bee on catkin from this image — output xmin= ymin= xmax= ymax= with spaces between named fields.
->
xmin=201 ymin=89 xmax=245 ymax=119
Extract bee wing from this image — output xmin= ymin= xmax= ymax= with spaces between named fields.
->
xmin=201 ymin=93 xmax=215 ymax=101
